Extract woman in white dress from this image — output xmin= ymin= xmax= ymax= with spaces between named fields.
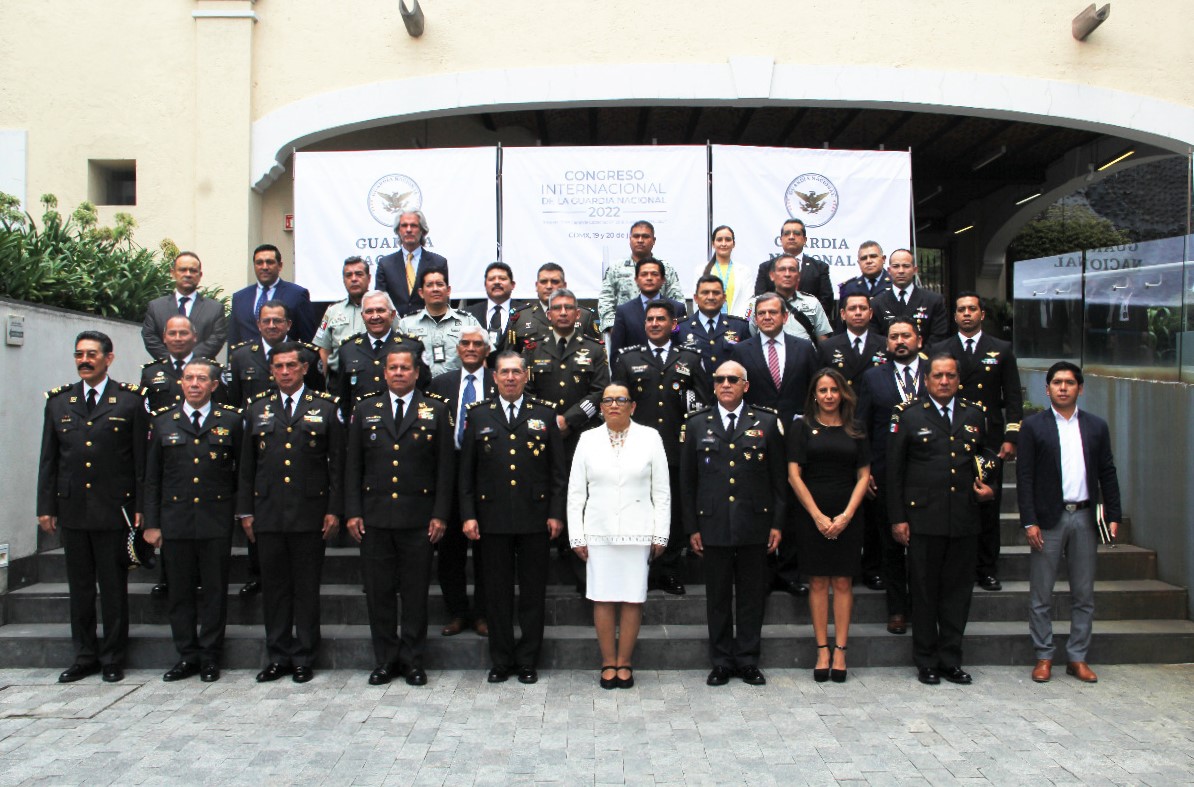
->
xmin=701 ymin=225 xmax=753 ymax=316
xmin=567 ymin=384 xmax=671 ymax=689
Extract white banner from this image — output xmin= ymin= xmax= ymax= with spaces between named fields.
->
xmin=710 ymin=146 xmax=912 ymax=292
xmin=501 ymin=146 xmax=709 ymax=298
xmin=293 ymin=148 xmax=498 ymax=301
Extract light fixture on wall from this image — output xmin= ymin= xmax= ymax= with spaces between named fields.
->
xmin=1014 ymin=192 xmax=1043 ymax=206
xmin=1097 ymin=149 xmax=1135 ymax=171
xmin=972 ymin=146 xmax=1007 ymax=171
xmin=953 ymin=225 xmax=975 ymax=235
xmin=399 ymin=0 xmax=425 ymax=37
xmin=1073 ymin=3 xmax=1110 ymax=41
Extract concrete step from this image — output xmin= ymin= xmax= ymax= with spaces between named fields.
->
xmin=4 ymin=578 xmax=1183 ymax=628
xmin=999 ymin=514 xmax=1133 ymax=547
xmin=1 ymin=619 xmax=1192 ymax=670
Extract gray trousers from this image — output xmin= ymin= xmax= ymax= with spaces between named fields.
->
xmin=1029 ymin=508 xmax=1097 ymax=661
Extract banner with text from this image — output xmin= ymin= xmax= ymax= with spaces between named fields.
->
xmin=501 ymin=146 xmax=709 ymax=298
xmin=293 ymin=148 xmax=497 ymax=301
xmin=711 ymin=146 xmax=912 ymax=294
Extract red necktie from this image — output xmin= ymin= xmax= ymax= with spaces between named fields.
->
xmin=767 ymin=339 xmax=781 ymax=388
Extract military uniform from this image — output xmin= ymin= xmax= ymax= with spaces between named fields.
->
xmin=612 ymin=343 xmax=712 ymax=583
xmin=37 ymin=379 xmax=148 ymax=671
xmin=226 ymin=339 xmax=325 ymax=407
xmin=238 ymin=387 xmax=344 ymax=670
xmin=819 ymin=331 xmax=888 ymax=388
xmin=335 ymin=330 xmax=428 ymax=420
xmin=144 ymin=402 xmax=244 ymax=667
xmin=679 ymin=404 xmax=786 ymax=672
xmin=458 ymin=396 xmax=567 ymax=672
xmin=345 ymin=389 xmax=454 ymax=672
xmin=887 ymin=396 xmax=987 ymax=673
xmin=523 ymin=332 xmax=611 ymax=444
xmin=838 ymin=270 xmax=894 ymax=302
xmin=675 ymin=312 xmax=750 ymax=375
xmin=744 ymin=291 xmax=831 ymax=344
xmin=870 ymin=286 xmax=950 ymax=346
xmin=597 ymin=257 xmax=684 ymax=328
xmin=140 ymin=356 xmax=231 ymax=413
xmin=506 ymin=301 xmax=601 ymax=355
xmin=398 ymin=306 xmax=484 ymax=378
xmin=312 ymin=298 xmax=366 ymax=379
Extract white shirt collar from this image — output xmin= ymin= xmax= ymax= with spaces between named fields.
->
xmin=390 ymin=390 xmax=414 ymax=411
xmin=895 ymin=357 xmax=919 ymax=375
xmin=647 ymin=340 xmax=672 ymax=355
xmin=83 ymin=378 xmax=109 ymax=400
xmin=847 ymin=329 xmax=868 ymax=345
xmin=1052 ymin=405 xmax=1080 ymax=424
xmin=895 ymin=282 xmax=917 ymax=298
xmin=175 ymin=290 xmax=195 ymax=303
xmin=183 ymin=400 xmax=212 ymax=420
xmin=280 ymin=385 xmax=305 ymax=406
xmin=171 ymin=352 xmax=195 ymax=366
xmin=959 ymin=330 xmax=983 ymax=345
xmin=500 ymin=395 xmax=524 ymax=415
xmin=486 ymin=297 xmax=511 ymax=314
xmin=718 ymin=401 xmax=744 ymax=424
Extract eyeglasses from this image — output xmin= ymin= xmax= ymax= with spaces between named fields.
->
xmin=600 ymin=396 xmax=632 ymax=405
xmin=712 ymin=375 xmax=743 ymax=384
xmin=547 ymin=304 xmax=577 ymax=312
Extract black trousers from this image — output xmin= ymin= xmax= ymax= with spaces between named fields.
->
xmin=649 ymin=464 xmax=685 ymax=578
xmin=479 ymin=531 xmax=550 ymax=670
xmin=437 ymin=500 xmax=486 ymax=621
xmin=257 ymin=531 xmax=325 ymax=667
xmin=703 ymin=544 xmax=769 ymax=669
xmin=860 ymin=495 xmax=882 ymax=578
xmin=61 ymin=527 xmax=129 ymax=667
xmin=975 ymin=473 xmax=1005 ymax=579
xmin=361 ymin=527 xmax=432 ymax=668
xmin=163 ymin=537 xmax=231 ymax=664
xmin=873 ymin=484 xmax=910 ymax=616
xmin=907 ymin=533 xmax=977 ymax=671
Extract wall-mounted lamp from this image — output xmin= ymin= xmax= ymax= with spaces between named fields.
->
xmin=1073 ymin=3 xmax=1110 ymax=41
xmin=972 ymin=146 xmax=1007 ymax=171
xmin=916 ymin=185 xmax=943 ymax=206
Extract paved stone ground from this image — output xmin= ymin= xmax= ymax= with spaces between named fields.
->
xmin=0 ymin=665 xmax=1192 ymax=785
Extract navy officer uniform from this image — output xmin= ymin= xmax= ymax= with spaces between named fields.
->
xmin=870 ymin=286 xmax=950 ymax=347
xmin=819 ymin=330 xmax=887 ymax=388
xmin=838 ymin=269 xmax=893 ymax=302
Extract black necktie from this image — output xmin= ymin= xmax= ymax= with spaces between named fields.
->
xmin=965 ymin=338 xmax=975 ymax=355
xmin=903 ymin=366 xmax=914 ymax=393
xmin=192 ymin=410 xmax=202 ymax=431
xmin=174 ymin=359 xmax=184 ymax=373
xmin=86 ymin=389 xmax=97 ymax=413
xmin=940 ymin=405 xmax=951 ymax=424
xmin=707 ymin=318 xmax=716 ymax=334
xmin=373 ymin=338 xmax=384 ymax=353
xmin=726 ymin=412 xmax=737 ymax=433
xmin=394 ymin=397 xmax=404 ymax=422
xmin=867 ymin=278 xmax=877 ymax=293
xmin=557 ymin=336 xmax=567 ymax=355
xmin=284 ymin=396 xmax=294 ymax=418
xmin=507 ymin=402 xmax=517 ymax=423
xmin=177 ymin=295 xmax=190 ymax=316
xmin=654 ymin=347 xmax=665 ymax=363
xmin=853 ymin=337 xmax=862 ymax=355
xmin=489 ymin=306 xmax=502 ymax=332
xmin=898 ymin=289 xmax=908 ymax=306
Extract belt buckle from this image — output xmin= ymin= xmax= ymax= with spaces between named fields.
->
xmin=1065 ymin=503 xmax=1078 ymax=512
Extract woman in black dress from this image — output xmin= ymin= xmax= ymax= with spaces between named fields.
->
xmin=787 ymin=368 xmax=871 ymax=682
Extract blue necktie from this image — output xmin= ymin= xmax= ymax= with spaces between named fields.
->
xmin=457 ymin=373 xmax=476 ymax=447
xmin=253 ymin=285 xmax=269 ymax=318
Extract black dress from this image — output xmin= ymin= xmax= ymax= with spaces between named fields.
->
xmin=786 ymin=420 xmax=871 ymax=577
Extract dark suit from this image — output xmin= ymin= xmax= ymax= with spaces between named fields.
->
xmin=754 ymin=254 xmax=835 ymax=318
xmin=837 ymin=271 xmax=893 ymax=304
xmin=345 ymin=390 xmax=454 ymax=670
xmin=427 ymin=368 xmax=496 ymax=622
xmin=229 ymin=279 xmax=317 ymax=348
xmin=459 ymin=397 xmax=567 ymax=670
xmin=375 ymin=248 xmax=448 ymax=315
xmin=819 ymin=332 xmax=888 ymax=388
xmin=143 ymin=293 xmax=228 ymax=361
xmin=335 ymin=331 xmax=428 ymax=421
xmin=37 ymin=379 xmax=148 ymax=669
xmin=675 ymin=312 xmax=751 ymax=375
xmin=506 ymin=302 xmax=601 ymax=356
xmin=680 ymin=405 xmax=786 ymax=670
xmin=729 ymin=333 xmax=818 ymax=425
xmin=144 ymin=403 xmax=243 ymax=665
xmin=870 ymin=286 xmax=949 ymax=346
xmin=226 ymin=340 xmax=325 ymax=408
xmin=608 ymin=295 xmax=688 ymax=361
xmin=931 ymin=333 xmax=1023 ymax=580
xmin=857 ymin=360 xmax=926 ymax=617
xmin=887 ymin=397 xmax=986 ymax=671
xmin=462 ymin=300 xmax=523 ymax=363
xmin=237 ymin=389 xmax=344 ymax=668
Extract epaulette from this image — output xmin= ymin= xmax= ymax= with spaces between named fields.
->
xmin=142 ymin=358 xmax=164 ymax=369
xmin=511 ymin=303 xmax=535 ymax=315
xmin=343 ymin=332 xmax=368 ymax=347
xmin=217 ymin=403 xmax=241 ymax=413
xmin=195 ymin=356 xmax=224 ymax=367
xmin=229 ymin=340 xmax=253 ymax=351
xmin=750 ymin=404 xmax=779 ymax=416
xmin=118 ymin=381 xmax=147 ymax=396
xmin=396 ymin=331 xmax=422 ymax=342
xmin=424 ymin=391 xmax=448 ymax=403
xmin=151 ymin=404 xmax=175 ymax=418
xmin=618 ymin=344 xmax=645 ymax=357
xmin=251 ymin=389 xmax=273 ymax=402
xmin=314 ymin=390 xmax=339 ymax=403
xmin=893 ymin=400 xmax=914 ymax=413
xmin=358 ymin=390 xmax=384 ymax=401
xmin=917 ymin=351 xmax=929 ymax=360
xmin=527 ymin=396 xmax=554 ymax=409
xmin=465 ymin=400 xmax=486 ymax=411
xmin=684 ymin=405 xmax=712 ymax=420
xmin=297 ymin=340 xmax=319 ymax=353
xmin=45 ymin=382 xmax=75 ymax=399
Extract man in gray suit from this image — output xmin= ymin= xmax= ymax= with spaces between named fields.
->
xmin=142 ymin=251 xmax=227 ymax=361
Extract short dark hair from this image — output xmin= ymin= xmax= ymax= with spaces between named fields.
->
xmin=418 ymin=267 xmax=449 ymax=289
xmin=173 ymin=251 xmax=201 ymax=268
xmin=928 ymin=352 xmax=959 ymax=371
xmin=257 ymin=299 xmax=292 ymax=321
xmin=769 ymin=254 xmax=799 ymax=274
xmin=493 ymin=349 xmax=527 ymax=371
xmin=754 ymin=291 xmax=788 ymax=314
xmin=695 ymin=274 xmax=725 ymax=292
xmin=886 ymin=318 xmax=920 ymax=337
xmin=1046 ymin=361 xmax=1084 ymax=386
xmin=630 ymin=220 xmax=655 ymax=235
xmin=75 ymin=330 xmax=113 ymax=355
xmin=485 ymin=261 xmax=514 ymax=280
xmin=645 ymin=299 xmax=677 ymax=320
xmin=537 ymin=262 xmax=564 ymax=277
xmin=954 ymin=290 xmax=984 ymax=310
xmin=634 ymin=256 xmax=664 ymax=277
xmin=268 ymin=341 xmax=303 ymax=363
xmin=183 ymin=358 xmax=221 ymax=380
xmin=781 ymin=218 xmax=807 ymax=235
xmin=840 ymin=293 xmax=871 ymax=311
xmin=343 ymin=255 xmax=370 ymax=273
xmin=384 ymin=347 xmax=419 ymax=367
xmin=253 ymin=243 xmax=282 ymax=264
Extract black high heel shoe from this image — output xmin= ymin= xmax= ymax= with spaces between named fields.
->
xmin=831 ymin=644 xmax=848 ymax=683
xmin=813 ymin=643 xmax=831 ymax=683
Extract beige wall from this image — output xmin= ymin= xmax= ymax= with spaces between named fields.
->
xmin=2 ymin=0 xmax=1192 ymax=297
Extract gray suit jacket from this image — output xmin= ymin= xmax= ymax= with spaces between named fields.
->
xmin=142 ymin=293 xmax=228 ymax=361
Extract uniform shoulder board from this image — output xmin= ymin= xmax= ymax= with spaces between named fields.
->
xmin=893 ymin=400 xmax=914 ymax=413
xmin=45 ymin=382 xmax=75 ymax=399
xmin=194 ymin=356 xmax=223 ymax=367
xmin=119 ymin=382 xmax=148 ymax=396
xmin=297 ymin=341 xmax=319 ymax=352
xmin=218 ymin=403 xmax=241 ymax=413
xmin=229 ymin=340 xmax=252 ymax=351
xmin=751 ymin=404 xmax=780 ymax=416
xmin=618 ymin=344 xmax=645 ymax=357
xmin=424 ymin=391 xmax=448 ymax=403
xmin=315 ymin=390 xmax=339 ymax=403
xmin=684 ymin=405 xmax=711 ymax=420
xmin=343 ymin=332 xmax=366 ymax=347
xmin=250 ymin=389 xmax=273 ymax=402
xmin=527 ymin=396 xmax=555 ymax=409
xmin=358 ymin=390 xmax=384 ymax=402
xmin=917 ymin=351 xmax=929 ymax=360
xmin=465 ymin=399 xmax=488 ymax=411
xmin=142 ymin=358 xmax=163 ymax=369
xmin=150 ymin=404 xmax=175 ymax=418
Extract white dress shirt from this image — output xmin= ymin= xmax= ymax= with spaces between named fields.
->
xmin=717 ymin=402 xmax=744 ymax=432
xmin=1053 ymin=407 xmax=1089 ymax=503
xmin=182 ymin=400 xmax=212 ymax=425
xmin=762 ymin=334 xmax=787 ymax=381
xmin=390 ymin=390 xmax=414 ymax=420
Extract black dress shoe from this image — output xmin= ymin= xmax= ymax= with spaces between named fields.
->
xmin=256 ymin=663 xmax=292 ymax=683
xmin=405 ymin=667 xmax=428 ymax=686
xmin=292 ymin=666 xmax=313 ymax=684
xmin=940 ymin=666 xmax=972 ymax=685
xmin=200 ymin=663 xmax=220 ymax=682
xmin=163 ymin=661 xmax=200 ymax=682
xmin=771 ymin=578 xmax=809 ymax=597
xmin=739 ymin=666 xmax=767 ymax=686
xmin=917 ymin=667 xmax=940 ymax=685
xmin=102 ymin=665 xmax=124 ymax=683
xmin=650 ymin=575 xmax=686 ymax=596
xmin=150 ymin=583 xmax=169 ymax=597
xmin=59 ymin=662 xmax=101 ymax=683
xmin=368 ymin=664 xmax=395 ymax=685
xmin=706 ymin=666 xmax=733 ymax=686
xmin=487 ymin=667 xmax=509 ymax=683
xmin=239 ymin=579 xmax=261 ymax=597
xmin=517 ymin=667 xmax=538 ymax=684
xmin=863 ymin=574 xmax=886 ymax=591
xmin=976 ymin=575 xmax=1002 ymax=592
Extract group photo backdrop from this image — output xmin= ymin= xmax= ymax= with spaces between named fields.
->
xmin=293 ymin=145 xmax=912 ymax=302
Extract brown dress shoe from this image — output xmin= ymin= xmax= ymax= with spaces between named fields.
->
xmin=1066 ymin=662 xmax=1098 ymax=683
xmin=1031 ymin=659 xmax=1052 ymax=683
xmin=886 ymin=614 xmax=907 ymax=635
xmin=441 ymin=617 xmax=468 ymax=636
xmin=473 ymin=618 xmax=489 ymax=637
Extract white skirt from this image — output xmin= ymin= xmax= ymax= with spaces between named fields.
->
xmin=586 ymin=544 xmax=651 ymax=603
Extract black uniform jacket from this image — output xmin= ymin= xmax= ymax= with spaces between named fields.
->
xmin=336 ymin=330 xmax=428 ymax=420
xmin=675 ymin=312 xmax=751 ymax=375
xmin=37 ymin=379 xmax=148 ymax=530
xmin=507 ymin=301 xmax=601 ymax=355
xmin=818 ymin=331 xmax=888 ymax=388
xmin=140 ymin=357 xmax=231 ymax=413
xmin=237 ymin=389 xmax=345 ymax=533
xmin=679 ymin=405 xmax=787 ymax=547
xmin=523 ymin=332 xmax=611 ymax=433
xmin=345 ymin=390 xmax=454 ymax=529
xmin=929 ymin=333 xmax=1023 ymax=449
xmin=458 ymin=396 xmax=567 ymax=533
xmin=226 ymin=339 xmax=325 ymax=407
xmin=869 ymin=286 xmax=950 ymax=346
xmin=612 ymin=344 xmax=712 ymax=463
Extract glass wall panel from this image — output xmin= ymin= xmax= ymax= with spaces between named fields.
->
xmin=1012 ymin=252 xmax=1083 ymax=366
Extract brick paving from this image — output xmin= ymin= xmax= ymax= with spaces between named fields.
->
xmin=0 ymin=665 xmax=1192 ymax=785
